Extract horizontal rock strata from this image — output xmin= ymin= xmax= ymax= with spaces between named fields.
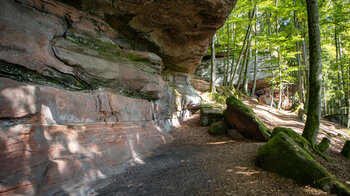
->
xmin=0 ymin=0 xmax=236 ymax=194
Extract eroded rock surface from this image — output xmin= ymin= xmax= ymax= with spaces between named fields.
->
xmin=60 ymin=0 xmax=237 ymax=73
xmin=0 ymin=0 xmax=236 ymax=194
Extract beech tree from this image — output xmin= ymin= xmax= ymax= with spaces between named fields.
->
xmin=302 ymin=0 xmax=323 ymax=144
xmin=210 ymin=34 xmax=216 ymax=93
xmin=212 ymin=0 xmax=349 ymax=121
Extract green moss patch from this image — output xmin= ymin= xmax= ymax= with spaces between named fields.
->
xmin=200 ymin=103 xmax=224 ymax=126
xmin=271 ymin=127 xmax=315 ymax=158
xmin=0 ymin=60 xmax=90 ymax=91
xmin=209 ymin=121 xmax=228 ymax=135
xmin=259 ymin=130 xmax=350 ymax=195
xmin=259 ymin=131 xmax=331 ymax=184
xmin=318 ymin=138 xmax=331 ymax=153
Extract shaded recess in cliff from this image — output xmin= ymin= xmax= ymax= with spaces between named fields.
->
xmin=61 ymin=0 xmax=237 ymax=73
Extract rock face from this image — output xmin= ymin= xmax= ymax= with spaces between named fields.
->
xmin=60 ymin=0 xmax=237 ymax=73
xmin=195 ymin=56 xmax=295 ymax=110
xmin=224 ymin=96 xmax=271 ymax=141
xmin=194 ymin=56 xmax=271 ymax=87
xmin=190 ymin=78 xmax=210 ymax=92
xmin=0 ymin=0 xmax=235 ymax=194
xmin=0 ymin=77 xmax=174 ymax=195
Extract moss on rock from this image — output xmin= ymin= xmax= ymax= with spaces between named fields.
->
xmin=208 ymin=121 xmax=228 ymax=135
xmin=271 ymin=127 xmax=315 ymax=158
xmin=225 ymin=96 xmax=271 ymax=141
xmin=317 ymin=177 xmax=350 ymax=196
xmin=200 ymin=103 xmax=224 ymax=126
xmin=258 ymin=131 xmax=331 ymax=184
xmin=318 ymin=138 xmax=331 ymax=153
xmin=0 ymin=60 xmax=90 ymax=91
xmin=258 ymin=131 xmax=350 ymax=195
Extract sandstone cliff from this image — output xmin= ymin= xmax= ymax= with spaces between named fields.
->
xmin=0 ymin=0 xmax=235 ymax=194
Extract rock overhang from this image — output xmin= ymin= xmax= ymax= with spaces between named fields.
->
xmin=57 ymin=0 xmax=237 ymax=73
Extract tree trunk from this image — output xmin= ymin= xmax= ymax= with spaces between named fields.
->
xmin=230 ymin=22 xmax=236 ymax=86
xmin=270 ymin=89 xmax=275 ymax=107
xmin=276 ymin=0 xmax=283 ymax=110
xmin=223 ymin=51 xmax=227 ymax=86
xmin=301 ymin=22 xmax=309 ymax=110
xmin=236 ymin=43 xmax=250 ymax=90
xmin=338 ymin=35 xmax=348 ymax=127
xmin=226 ymin=20 xmax=231 ymax=85
xmin=230 ymin=5 xmax=256 ymax=87
xmin=210 ymin=34 xmax=216 ymax=93
xmin=243 ymin=40 xmax=252 ymax=95
xmin=294 ymin=0 xmax=304 ymax=105
xmin=302 ymin=0 xmax=323 ymax=144
xmin=251 ymin=9 xmax=259 ymax=98
xmin=335 ymin=30 xmax=344 ymax=125
xmin=347 ymin=59 xmax=350 ymax=129
xmin=322 ymin=76 xmax=327 ymax=115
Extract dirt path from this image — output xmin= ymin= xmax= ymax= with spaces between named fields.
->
xmin=243 ymin=97 xmax=349 ymax=152
xmin=92 ymin=111 xmax=341 ymax=196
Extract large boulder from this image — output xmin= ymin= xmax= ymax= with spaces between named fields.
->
xmin=258 ymin=127 xmax=350 ymax=195
xmin=224 ymin=96 xmax=271 ymax=141
xmin=200 ymin=104 xmax=224 ymax=126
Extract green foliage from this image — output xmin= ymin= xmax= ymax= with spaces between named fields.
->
xmin=209 ymin=93 xmax=227 ymax=105
xmin=211 ymin=0 xmax=350 ymax=120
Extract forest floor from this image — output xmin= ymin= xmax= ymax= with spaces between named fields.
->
xmin=94 ymin=95 xmax=350 ymax=196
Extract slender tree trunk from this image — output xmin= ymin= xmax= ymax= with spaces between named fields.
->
xmin=210 ymin=34 xmax=216 ymax=93
xmin=230 ymin=5 xmax=257 ymax=86
xmin=294 ymin=0 xmax=304 ymax=105
xmin=347 ymin=58 xmax=350 ymax=128
xmin=230 ymin=22 xmax=236 ymax=86
xmin=335 ymin=30 xmax=344 ymax=125
xmin=236 ymin=43 xmax=250 ymax=90
xmin=251 ymin=9 xmax=259 ymax=98
xmin=322 ymin=76 xmax=327 ymax=115
xmin=276 ymin=0 xmax=283 ymax=110
xmin=338 ymin=35 xmax=348 ymax=126
xmin=271 ymin=89 xmax=275 ymax=107
xmin=243 ymin=40 xmax=252 ymax=94
xmin=302 ymin=0 xmax=323 ymax=144
xmin=268 ymin=12 xmax=274 ymax=108
xmin=301 ymin=22 xmax=309 ymax=110
xmin=223 ymin=52 xmax=227 ymax=86
xmin=226 ymin=20 xmax=231 ymax=85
